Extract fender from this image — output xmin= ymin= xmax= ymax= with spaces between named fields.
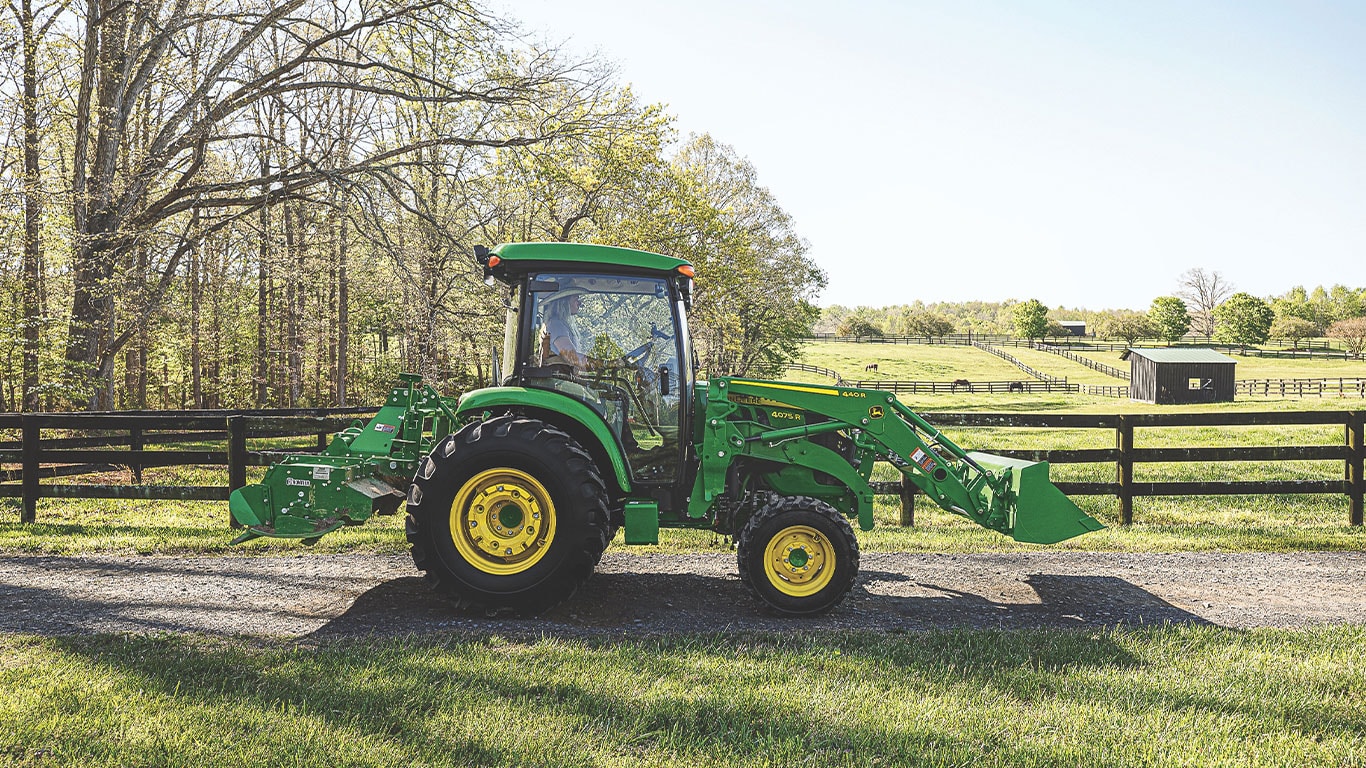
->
xmin=457 ymin=386 xmax=633 ymax=493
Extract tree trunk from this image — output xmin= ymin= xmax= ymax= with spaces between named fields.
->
xmin=190 ymin=208 xmax=203 ymax=407
xmin=19 ymin=0 xmax=44 ymax=411
xmin=336 ymin=214 xmax=349 ymax=406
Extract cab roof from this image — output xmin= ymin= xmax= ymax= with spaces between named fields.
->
xmin=492 ymin=242 xmax=691 ymax=274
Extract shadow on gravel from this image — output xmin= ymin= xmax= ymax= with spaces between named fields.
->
xmin=309 ymin=570 xmax=1212 ymax=639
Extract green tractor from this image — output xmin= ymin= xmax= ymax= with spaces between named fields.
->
xmin=230 ymin=242 xmax=1103 ymax=615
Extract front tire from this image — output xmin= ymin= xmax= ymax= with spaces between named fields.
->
xmin=405 ymin=415 xmax=611 ymax=615
xmin=737 ymin=496 xmax=859 ymax=616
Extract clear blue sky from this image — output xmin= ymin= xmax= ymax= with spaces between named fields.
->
xmin=499 ymin=0 xmax=1366 ymax=310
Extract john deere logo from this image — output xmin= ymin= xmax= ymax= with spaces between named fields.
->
xmin=869 ymin=406 xmax=884 ymax=419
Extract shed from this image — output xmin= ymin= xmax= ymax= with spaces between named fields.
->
xmin=1058 ymin=320 xmax=1087 ymax=337
xmin=1123 ymin=348 xmax=1237 ymax=404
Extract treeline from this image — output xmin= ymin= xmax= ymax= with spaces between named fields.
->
xmin=0 ymin=0 xmax=822 ymax=412
xmin=820 ymin=273 xmax=1366 ymax=357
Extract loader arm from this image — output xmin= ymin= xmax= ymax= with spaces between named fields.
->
xmin=692 ymin=377 xmax=1103 ymax=544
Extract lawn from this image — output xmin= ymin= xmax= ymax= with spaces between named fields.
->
xmin=3 ymin=628 xmax=1363 ymax=767
xmin=799 ymin=342 xmax=1026 ymax=382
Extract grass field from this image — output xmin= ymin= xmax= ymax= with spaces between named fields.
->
xmin=3 ymin=628 xmax=1363 ymax=767
xmin=995 ymin=345 xmax=1124 ymax=385
xmin=800 ymin=342 xmax=1027 ymax=381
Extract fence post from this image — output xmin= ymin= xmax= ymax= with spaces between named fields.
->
xmin=1116 ymin=415 xmax=1134 ymax=525
xmin=227 ymin=415 xmax=246 ymax=529
xmin=21 ymin=414 xmax=39 ymax=523
xmin=899 ymin=479 xmax=915 ymax=527
xmin=1348 ymin=411 xmax=1363 ymax=527
xmin=129 ymin=426 xmax=144 ymax=484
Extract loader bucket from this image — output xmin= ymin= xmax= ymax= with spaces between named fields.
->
xmin=965 ymin=451 xmax=1105 ymax=544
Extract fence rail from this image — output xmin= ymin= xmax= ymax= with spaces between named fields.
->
xmin=972 ymin=341 xmax=1065 ymax=384
xmin=5 ymin=409 xmax=1362 ymax=529
xmin=0 ymin=407 xmax=379 ymax=523
xmin=1236 ymin=378 xmax=1366 ymax=398
xmin=1034 ymin=343 xmax=1131 ymax=380
xmin=803 ymin=334 xmax=1354 ymax=358
xmin=783 ymin=362 xmax=846 ymax=385
xmin=845 ymin=379 xmax=1077 ymax=394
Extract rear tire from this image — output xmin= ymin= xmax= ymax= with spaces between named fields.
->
xmin=736 ymin=496 xmax=859 ymax=616
xmin=406 ymin=415 xmax=611 ymax=615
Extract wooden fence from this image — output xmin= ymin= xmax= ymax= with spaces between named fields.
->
xmin=1034 ymin=343 xmax=1131 ymax=380
xmin=784 ymin=362 xmax=846 ymax=385
xmin=845 ymin=379 xmax=1076 ymax=394
xmin=804 ymin=334 xmax=1354 ymax=359
xmin=4 ymin=409 xmax=1361 ymax=529
xmin=1236 ymin=379 xmax=1366 ymax=398
xmin=0 ymin=407 xmax=378 ymax=523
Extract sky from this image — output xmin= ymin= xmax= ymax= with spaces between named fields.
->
xmin=497 ymin=0 xmax=1366 ymax=311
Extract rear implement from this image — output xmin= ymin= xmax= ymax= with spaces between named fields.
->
xmin=228 ymin=373 xmax=458 ymax=544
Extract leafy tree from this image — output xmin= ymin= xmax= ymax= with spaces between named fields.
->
xmin=1177 ymin=268 xmax=1233 ymax=337
xmin=902 ymin=310 xmax=954 ymax=337
xmin=1212 ymin=292 xmax=1275 ymax=348
xmin=1272 ymin=286 xmax=1328 ymax=332
xmin=1011 ymin=299 xmax=1049 ymax=341
xmin=1043 ymin=320 xmax=1069 ymax=339
xmin=1101 ymin=313 xmax=1153 ymax=345
xmin=1149 ymin=297 xmax=1191 ymax=343
xmin=1327 ymin=317 xmax=1366 ymax=359
xmin=1270 ymin=316 xmax=1319 ymax=349
xmin=838 ymin=316 xmax=884 ymax=338
xmin=601 ymin=134 xmax=825 ymax=377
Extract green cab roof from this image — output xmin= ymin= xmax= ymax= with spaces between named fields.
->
xmin=492 ymin=242 xmax=690 ymax=274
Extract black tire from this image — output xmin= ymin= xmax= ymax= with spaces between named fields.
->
xmin=736 ymin=496 xmax=859 ymax=616
xmin=405 ymin=415 xmax=611 ymax=615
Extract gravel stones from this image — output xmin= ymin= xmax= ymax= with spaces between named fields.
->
xmin=1 ymin=551 xmax=1362 ymax=638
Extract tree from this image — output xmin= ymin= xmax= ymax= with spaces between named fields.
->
xmin=601 ymin=134 xmax=825 ymax=377
xmin=1327 ymin=317 xmax=1366 ymax=359
xmin=901 ymin=310 xmax=954 ymax=338
xmin=1270 ymin=316 xmax=1319 ymax=349
xmin=1212 ymin=292 xmax=1274 ymax=349
xmin=1177 ymin=268 xmax=1233 ymax=337
xmin=1101 ymin=312 xmax=1153 ymax=345
xmin=1043 ymin=320 xmax=1069 ymax=339
xmin=1011 ymin=299 xmax=1049 ymax=341
xmin=837 ymin=316 xmax=883 ymax=338
xmin=1148 ymin=296 xmax=1191 ymax=343
xmin=59 ymin=0 xmax=606 ymax=408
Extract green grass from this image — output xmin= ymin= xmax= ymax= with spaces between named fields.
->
xmin=996 ymin=345 xmax=1125 ymax=385
xmin=2 ymin=628 xmax=1364 ymax=767
xmin=800 ymin=342 xmax=1027 ymax=381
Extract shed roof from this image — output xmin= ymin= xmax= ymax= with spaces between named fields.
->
xmin=1124 ymin=348 xmax=1237 ymax=364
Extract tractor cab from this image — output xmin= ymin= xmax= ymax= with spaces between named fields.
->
xmin=478 ymin=243 xmax=697 ymax=492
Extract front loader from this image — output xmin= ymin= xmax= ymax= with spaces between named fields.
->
xmin=231 ymin=242 xmax=1103 ymax=615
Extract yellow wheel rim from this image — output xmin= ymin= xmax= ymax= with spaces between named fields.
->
xmin=762 ymin=525 xmax=836 ymax=597
xmin=449 ymin=468 xmax=556 ymax=575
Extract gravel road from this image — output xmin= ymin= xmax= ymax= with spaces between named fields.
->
xmin=2 ymin=551 xmax=1362 ymax=638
